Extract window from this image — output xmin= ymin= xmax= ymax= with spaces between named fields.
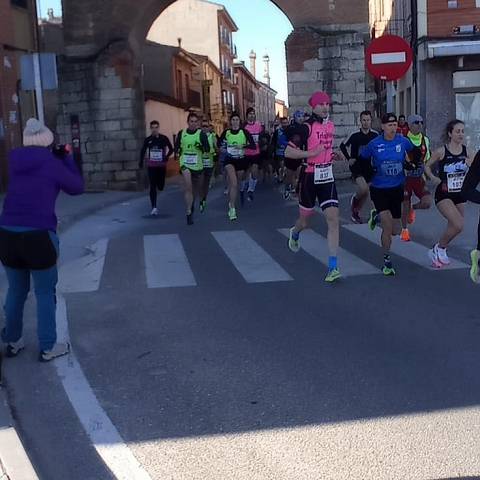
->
xmin=448 ymin=0 xmax=458 ymax=8
xmin=184 ymin=74 xmax=190 ymax=103
xmin=176 ymin=69 xmax=183 ymax=101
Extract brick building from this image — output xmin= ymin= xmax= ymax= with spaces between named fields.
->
xmin=0 ymin=0 xmax=37 ymax=189
xmin=370 ymin=0 xmax=480 ymax=151
xmin=233 ymin=61 xmax=256 ymax=120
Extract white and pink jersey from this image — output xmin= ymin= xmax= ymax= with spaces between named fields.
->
xmin=245 ymin=122 xmax=262 ymax=156
xmin=306 ymin=120 xmax=335 ymax=174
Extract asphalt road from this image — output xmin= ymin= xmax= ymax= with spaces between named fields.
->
xmin=2 ymin=178 xmax=480 ymax=480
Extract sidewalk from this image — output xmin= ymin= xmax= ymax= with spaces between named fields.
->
xmin=0 ymin=188 xmax=148 ymax=480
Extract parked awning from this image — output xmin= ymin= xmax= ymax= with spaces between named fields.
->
xmin=427 ymin=39 xmax=480 ymax=58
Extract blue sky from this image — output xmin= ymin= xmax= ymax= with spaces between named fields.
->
xmin=36 ymin=0 xmax=293 ymax=102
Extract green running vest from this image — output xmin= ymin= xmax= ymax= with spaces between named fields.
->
xmin=180 ymin=130 xmax=203 ymax=171
xmin=202 ymin=133 xmax=216 ymax=168
xmin=225 ymin=130 xmax=247 ymax=159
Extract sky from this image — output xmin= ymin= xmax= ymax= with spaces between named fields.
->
xmin=36 ymin=0 xmax=293 ymax=103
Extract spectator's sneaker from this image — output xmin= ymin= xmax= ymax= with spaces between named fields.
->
xmin=150 ymin=207 xmax=159 ymax=216
xmin=470 ymin=249 xmax=479 ymax=283
xmin=6 ymin=338 xmax=25 ymax=358
xmin=400 ymin=228 xmax=411 ymax=242
xmin=39 ymin=342 xmax=70 ymax=362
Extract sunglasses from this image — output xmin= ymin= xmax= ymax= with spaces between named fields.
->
xmin=413 ymin=121 xmax=423 ymax=125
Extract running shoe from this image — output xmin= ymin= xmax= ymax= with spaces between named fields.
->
xmin=400 ymin=228 xmax=411 ymax=242
xmin=407 ymin=209 xmax=416 ymax=224
xmin=187 ymin=213 xmax=194 ymax=225
xmin=288 ymin=227 xmax=300 ymax=253
xmin=382 ymin=265 xmax=396 ymax=276
xmin=223 ymin=187 xmax=228 ymax=196
xmin=470 ymin=249 xmax=479 ymax=283
xmin=39 ymin=342 xmax=70 ymax=362
xmin=368 ymin=209 xmax=378 ymax=231
xmin=351 ymin=210 xmax=362 ymax=224
xmin=240 ymin=190 xmax=245 ymax=206
xmin=6 ymin=337 xmax=25 ymax=358
xmin=350 ymin=194 xmax=360 ymax=219
xmin=283 ymin=187 xmax=291 ymax=200
xmin=228 ymin=207 xmax=237 ymax=221
xmin=150 ymin=207 xmax=159 ymax=216
xmin=325 ymin=268 xmax=341 ymax=283
xmin=199 ymin=200 xmax=206 ymax=213
xmin=247 ymin=191 xmax=254 ymax=202
xmin=436 ymin=244 xmax=451 ymax=265
xmin=428 ymin=245 xmax=442 ymax=268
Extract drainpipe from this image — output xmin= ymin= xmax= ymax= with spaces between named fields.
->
xmin=411 ymin=0 xmax=419 ymax=114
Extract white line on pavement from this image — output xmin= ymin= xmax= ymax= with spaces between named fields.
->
xmin=58 ymin=238 xmax=109 ymax=293
xmin=144 ymin=234 xmax=197 ymax=288
xmin=343 ymin=223 xmax=469 ymax=270
xmin=55 ymin=293 xmax=152 ymax=480
xmin=212 ymin=230 xmax=293 ymax=283
xmin=279 ymin=228 xmax=380 ymax=277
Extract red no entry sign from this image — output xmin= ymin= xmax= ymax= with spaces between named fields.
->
xmin=366 ymin=35 xmax=413 ymax=81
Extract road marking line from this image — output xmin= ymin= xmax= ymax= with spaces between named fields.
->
xmin=58 ymin=238 xmax=109 ymax=293
xmin=212 ymin=230 xmax=293 ymax=283
xmin=343 ymin=223 xmax=469 ymax=270
xmin=55 ymin=294 xmax=152 ymax=480
xmin=144 ymin=234 xmax=196 ymax=288
xmin=279 ymin=228 xmax=380 ymax=277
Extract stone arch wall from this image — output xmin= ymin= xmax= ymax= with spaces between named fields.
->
xmin=58 ymin=0 xmax=372 ymax=189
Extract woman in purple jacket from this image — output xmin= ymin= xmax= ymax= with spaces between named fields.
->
xmin=0 ymin=119 xmax=84 ymax=362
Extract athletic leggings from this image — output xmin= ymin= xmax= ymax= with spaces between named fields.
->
xmin=148 ymin=167 xmax=166 ymax=208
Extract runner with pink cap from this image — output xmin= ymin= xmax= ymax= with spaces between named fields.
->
xmin=285 ymin=91 xmax=342 ymax=283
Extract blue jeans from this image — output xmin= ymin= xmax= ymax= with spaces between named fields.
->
xmin=1 ymin=231 xmax=59 ymax=351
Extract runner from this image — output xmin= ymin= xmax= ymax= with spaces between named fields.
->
xmin=400 ymin=114 xmax=432 ymax=241
xmin=271 ymin=117 xmax=289 ymax=184
xmin=461 ymin=149 xmax=480 ymax=282
xmin=286 ymin=91 xmax=342 ymax=283
xmin=218 ymin=112 xmax=255 ymax=221
xmin=284 ymin=110 xmax=309 ymax=200
xmin=244 ymin=108 xmax=262 ymax=201
xmin=200 ymin=119 xmax=218 ymax=213
xmin=139 ymin=120 xmax=174 ymax=216
xmin=425 ymin=119 xmax=474 ymax=267
xmin=361 ymin=113 xmax=416 ymax=276
xmin=397 ymin=115 xmax=409 ymax=136
xmin=258 ymin=124 xmax=271 ymax=182
xmin=174 ymin=112 xmax=210 ymax=225
xmin=340 ymin=110 xmax=378 ymax=223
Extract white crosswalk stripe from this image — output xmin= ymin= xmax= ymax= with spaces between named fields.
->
xmin=144 ymin=234 xmax=197 ymax=288
xmin=212 ymin=230 xmax=293 ymax=283
xmin=279 ymin=228 xmax=380 ymax=277
xmin=343 ymin=224 xmax=469 ymax=270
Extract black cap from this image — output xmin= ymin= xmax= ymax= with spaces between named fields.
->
xmin=381 ymin=113 xmax=397 ymax=124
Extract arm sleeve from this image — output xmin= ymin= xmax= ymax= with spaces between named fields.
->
xmin=340 ymin=134 xmax=353 ymax=160
xmin=174 ymin=131 xmax=182 ymax=154
xmin=140 ymin=139 xmax=148 ymax=165
xmin=462 ymin=151 xmax=480 ymax=204
xmin=199 ymin=132 xmax=210 ymax=153
xmin=56 ymin=155 xmax=85 ymax=195
xmin=164 ymin=136 xmax=174 ymax=159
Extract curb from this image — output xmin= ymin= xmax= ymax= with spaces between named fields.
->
xmin=0 ymin=386 xmax=39 ymax=480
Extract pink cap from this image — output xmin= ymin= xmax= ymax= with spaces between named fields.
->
xmin=309 ymin=91 xmax=331 ymax=108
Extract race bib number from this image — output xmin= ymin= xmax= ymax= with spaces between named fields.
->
xmin=383 ymin=162 xmax=402 ymax=176
xmin=149 ymin=149 xmax=163 ymax=162
xmin=227 ymin=146 xmax=244 ymax=158
xmin=203 ymin=156 xmax=213 ymax=168
xmin=183 ymin=154 xmax=198 ymax=166
xmin=252 ymin=134 xmax=259 ymax=144
xmin=447 ymin=172 xmax=465 ymax=193
xmin=314 ymin=164 xmax=334 ymax=184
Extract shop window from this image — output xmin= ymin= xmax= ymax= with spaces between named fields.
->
xmin=456 ymin=93 xmax=480 ymax=152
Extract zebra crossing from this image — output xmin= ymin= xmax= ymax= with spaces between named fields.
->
xmin=59 ymin=225 xmax=470 ymax=293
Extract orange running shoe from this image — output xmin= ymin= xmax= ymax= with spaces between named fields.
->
xmin=407 ymin=209 xmax=416 ymax=224
xmin=400 ymin=228 xmax=411 ymax=242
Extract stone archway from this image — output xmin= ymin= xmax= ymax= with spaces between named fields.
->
xmin=57 ymin=0 xmax=373 ymax=189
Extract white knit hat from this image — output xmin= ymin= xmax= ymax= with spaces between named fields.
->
xmin=23 ymin=118 xmax=54 ymax=147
